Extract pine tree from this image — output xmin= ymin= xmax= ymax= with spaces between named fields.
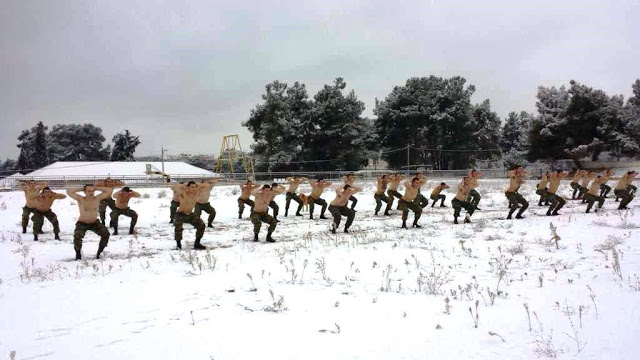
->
xmin=49 ymin=124 xmax=108 ymax=161
xmin=110 ymin=130 xmax=141 ymax=161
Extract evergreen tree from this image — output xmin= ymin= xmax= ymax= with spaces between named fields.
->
xmin=529 ymin=85 xmax=570 ymax=161
xmin=374 ymin=76 xmax=476 ymax=169
xmin=470 ymin=99 xmax=501 ymax=160
xmin=49 ymin=124 xmax=109 ymax=161
xmin=15 ymin=122 xmax=50 ymax=170
xmin=110 ymin=130 xmax=141 ymax=161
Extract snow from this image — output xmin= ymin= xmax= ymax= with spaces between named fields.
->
xmin=25 ymin=161 xmax=214 ymax=177
xmin=1 ymin=179 xmax=639 ymax=359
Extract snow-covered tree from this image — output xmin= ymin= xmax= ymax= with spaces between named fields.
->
xmin=49 ymin=124 xmax=109 ymax=161
xmin=110 ymin=130 xmax=141 ymax=161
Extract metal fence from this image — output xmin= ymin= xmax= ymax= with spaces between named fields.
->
xmin=0 ymin=169 xmax=511 ymax=191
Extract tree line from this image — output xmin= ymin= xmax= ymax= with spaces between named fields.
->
xmin=1 ymin=123 xmax=141 ymax=173
xmin=245 ymin=77 xmax=640 ymax=171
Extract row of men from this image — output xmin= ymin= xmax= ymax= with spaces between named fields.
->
xmin=17 ymin=169 xmax=637 ymax=260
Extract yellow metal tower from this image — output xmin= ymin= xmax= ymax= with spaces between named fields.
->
xmin=214 ymin=134 xmax=254 ymax=177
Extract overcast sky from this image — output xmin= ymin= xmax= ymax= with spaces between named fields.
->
xmin=1 ymin=0 xmax=638 ymax=160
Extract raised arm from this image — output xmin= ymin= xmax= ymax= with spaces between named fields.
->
xmin=95 ymin=186 xmax=113 ymax=200
xmin=323 ymin=181 xmax=333 ymax=188
xmin=53 ymin=192 xmax=67 ymax=200
xmin=66 ymin=188 xmax=84 ymax=201
xmin=35 ymin=181 xmax=48 ymax=190
xmin=130 ymin=191 xmax=141 ymax=198
xmin=349 ymin=186 xmax=362 ymax=194
xmin=273 ymin=184 xmax=286 ymax=195
xmin=251 ymin=187 xmax=262 ymax=197
xmin=404 ymin=180 xmax=412 ymax=188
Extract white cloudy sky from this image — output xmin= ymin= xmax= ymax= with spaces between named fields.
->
xmin=1 ymin=0 xmax=638 ymax=159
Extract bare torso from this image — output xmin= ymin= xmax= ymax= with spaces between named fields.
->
xmin=76 ymin=196 xmax=102 ymax=223
xmin=547 ymin=174 xmax=566 ymax=194
xmin=506 ymin=171 xmax=525 ymax=192
xmin=114 ymin=192 xmax=135 ymax=209
xmin=537 ymin=174 xmax=549 ymax=190
xmin=588 ymin=178 xmax=605 ymax=195
xmin=23 ymin=188 xmax=41 ymax=208
xmin=310 ymin=183 xmax=329 ymax=199
xmin=375 ymin=178 xmax=388 ymax=195
xmin=34 ymin=193 xmax=60 ymax=212
xmin=287 ymin=179 xmax=302 ymax=193
xmin=431 ymin=185 xmax=443 ymax=197
xmin=197 ymin=183 xmax=214 ymax=203
xmin=455 ymin=183 xmax=470 ymax=201
xmin=331 ymin=188 xmax=357 ymax=206
xmin=401 ymin=181 xmax=420 ymax=202
xmin=239 ymin=184 xmax=256 ymax=200
xmin=389 ymin=176 xmax=403 ymax=191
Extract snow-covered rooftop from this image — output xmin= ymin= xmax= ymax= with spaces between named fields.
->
xmin=25 ymin=161 xmax=214 ymax=177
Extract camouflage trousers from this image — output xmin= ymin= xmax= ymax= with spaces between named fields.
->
xmin=284 ymin=192 xmax=302 ymax=216
xmin=73 ymin=220 xmax=110 ymax=253
xmin=466 ymin=189 xmax=481 ymax=208
xmin=547 ymin=193 xmax=566 ymax=214
xmin=374 ymin=193 xmax=390 ymax=214
xmin=385 ymin=189 xmax=402 ymax=213
xmin=22 ymin=206 xmax=36 ymax=230
xmin=238 ymin=197 xmax=255 ymax=218
xmin=452 ymin=198 xmax=475 ymax=218
xmin=250 ymin=211 xmax=277 ymax=235
xmin=430 ymin=194 xmax=446 ymax=207
xmin=269 ymin=200 xmax=279 ymax=219
xmin=32 ymin=209 xmax=60 ymax=235
xmin=328 ymin=205 xmax=355 ymax=230
xmin=308 ymin=196 xmax=327 ymax=218
xmin=99 ymin=198 xmax=116 ymax=224
xmin=174 ymin=211 xmax=205 ymax=242
xmin=398 ymin=199 xmax=422 ymax=223
xmin=194 ymin=202 xmax=216 ymax=226
xmin=169 ymin=200 xmax=179 ymax=222
xmin=505 ymin=191 xmax=529 ymax=217
xmin=585 ymin=193 xmax=604 ymax=212
xmin=110 ymin=207 xmax=138 ymax=233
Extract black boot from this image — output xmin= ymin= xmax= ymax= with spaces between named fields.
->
xmin=207 ymin=223 xmax=213 ymax=228
xmin=331 ymin=222 xmax=337 ymax=234
xmin=129 ymin=227 xmax=135 ymax=235
xmin=96 ymin=246 xmax=105 ymax=259
xmin=454 ymin=217 xmax=459 ymax=224
xmin=253 ymin=234 xmax=259 ymax=242
xmin=413 ymin=223 xmax=421 ymax=228
xmin=384 ymin=211 xmax=391 ymax=216
xmin=401 ymin=221 xmax=408 ymax=229
xmin=33 ymin=234 xmax=38 ymax=241
xmin=75 ymin=250 xmax=82 ymax=260
xmin=176 ymin=240 xmax=182 ymax=250
xmin=113 ymin=228 xmax=118 ymax=236
xmin=320 ymin=215 xmax=328 ymax=219
xmin=22 ymin=227 xmax=26 ymax=234
xmin=295 ymin=212 xmax=303 ymax=216
xmin=515 ymin=214 xmax=525 ymax=219
xmin=194 ymin=242 xmax=206 ymax=250
xmin=54 ymin=233 xmax=61 ymax=241
xmin=266 ymin=233 xmax=275 ymax=243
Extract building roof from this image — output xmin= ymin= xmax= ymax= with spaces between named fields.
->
xmin=25 ymin=162 xmax=214 ymax=177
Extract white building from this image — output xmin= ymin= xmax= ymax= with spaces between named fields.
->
xmin=12 ymin=162 xmax=217 ymax=189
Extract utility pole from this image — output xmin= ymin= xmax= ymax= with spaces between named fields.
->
xmin=406 ymin=144 xmax=410 ymax=173
xmin=161 ymin=147 xmax=168 ymax=173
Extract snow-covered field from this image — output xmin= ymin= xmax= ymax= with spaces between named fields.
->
xmin=1 ymin=180 xmax=639 ymax=360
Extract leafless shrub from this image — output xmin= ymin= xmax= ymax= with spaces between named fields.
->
xmin=263 ymin=289 xmax=287 ymax=312
xmin=611 ymin=249 xmax=623 ymax=280
xmin=488 ymin=331 xmax=506 ymax=342
xmin=549 ymin=222 xmax=561 ymax=250
xmin=468 ymin=300 xmax=479 ymax=328
xmin=532 ymin=312 xmax=560 ymax=358
xmin=506 ymin=241 xmax=525 ymax=256
xmin=416 ymin=251 xmax=453 ymax=295
xmin=524 ymin=303 xmax=532 ymax=331
xmin=629 ymin=274 xmax=640 ymax=292
xmin=157 ymin=190 xmax=167 ymax=198
xmin=561 ymin=300 xmax=587 ymax=355
xmin=489 ymin=254 xmax=512 ymax=293
xmin=594 ymin=235 xmax=626 ymax=260
xmin=141 ymin=193 xmax=151 ymax=199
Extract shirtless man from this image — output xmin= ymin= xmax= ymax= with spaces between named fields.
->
xmin=194 ymin=178 xmax=220 ymax=227
xmin=412 ymin=173 xmax=429 ymax=208
xmin=250 ymin=184 xmax=285 ymax=242
xmin=570 ymin=169 xmax=587 ymax=200
xmin=31 ymin=187 xmax=66 ymax=241
xmin=614 ymin=171 xmax=638 ymax=210
xmin=308 ymin=178 xmax=332 ymax=220
xmin=67 ymin=185 xmax=112 ymax=260
xmin=268 ymin=183 xmax=286 ymax=221
xmin=385 ymin=173 xmax=405 ymax=214
xmin=398 ymin=176 xmax=427 ymax=229
xmin=505 ymin=166 xmax=529 ymax=220
xmin=579 ymin=172 xmax=597 ymax=203
xmin=284 ymin=176 xmax=308 ymax=217
xmin=169 ymin=182 xmax=183 ymax=223
xmin=585 ymin=175 xmax=607 ymax=213
xmin=536 ymin=172 xmax=551 ymax=206
xmin=467 ymin=170 xmax=483 ymax=210
xmin=18 ymin=180 xmax=48 ymax=234
xmin=546 ymin=170 xmax=568 ymax=216
xmin=110 ymin=187 xmax=141 ymax=235
xmin=172 ymin=181 xmax=207 ymax=250
xmin=329 ymin=184 xmax=361 ymax=233
xmin=95 ymin=178 xmax=125 ymax=226
xmin=238 ymin=180 xmax=260 ymax=219
xmin=430 ymin=182 xmax=450 ymax=208
xmin=452 ymin=177 xmax=475 ymax=224
xmin=374 ymin=175 xmax=391 ymax=216
xmin=343 ymin=174 xmax=359 ymax=211
xmin=599 ymin=169 xmax=614 ymax=199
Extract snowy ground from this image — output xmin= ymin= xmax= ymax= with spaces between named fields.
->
xmin=1 ymin=179 xmax=639 ymax=360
